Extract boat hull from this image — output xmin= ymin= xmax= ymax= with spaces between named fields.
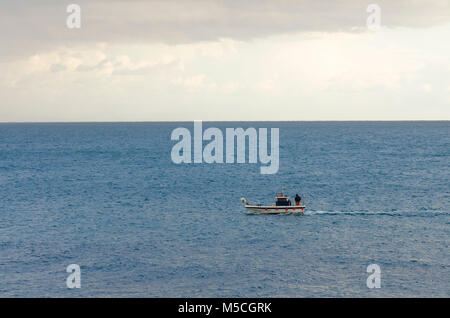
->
xmin=245 ymin=205 xmax=305 ymax=215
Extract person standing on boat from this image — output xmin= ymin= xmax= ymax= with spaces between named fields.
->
xmin=295 ymin=194 xmax=301 ymax=206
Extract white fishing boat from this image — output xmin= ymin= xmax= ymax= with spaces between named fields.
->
xmin=240 ymin=187 xmax=305 ymax=215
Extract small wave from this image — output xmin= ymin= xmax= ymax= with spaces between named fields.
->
xmin=304 ymin=210 xmax=450 ymax=217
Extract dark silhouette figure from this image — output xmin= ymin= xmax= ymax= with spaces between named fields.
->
xmin=295 ymin=194 xmax=301 ymax=206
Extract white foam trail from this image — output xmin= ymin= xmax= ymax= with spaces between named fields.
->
xmin=304 ymin=210 xmax=450 ymax=217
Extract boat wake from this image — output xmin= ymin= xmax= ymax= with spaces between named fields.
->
xmin=303 ymin=210 xmax=450 ymax=217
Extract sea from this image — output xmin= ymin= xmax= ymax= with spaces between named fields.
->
xmin=0 ymin=121 xmax=448 ymax=297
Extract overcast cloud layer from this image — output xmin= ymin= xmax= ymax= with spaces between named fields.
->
xmin=2 ymin=0 xmax=450 ymax=57
xmin=1 ymin=1 xmax=449 ymax=121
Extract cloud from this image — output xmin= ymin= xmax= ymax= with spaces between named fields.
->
xmin=421 ymin=83 xmax=433 ymax=93
xmin=0 ymin=1 xmax=449 ymax=121
xmin=1 ymin=0 xmax=449 ymax=58
xmin=112 ymin=60 xmax=183 ymax=76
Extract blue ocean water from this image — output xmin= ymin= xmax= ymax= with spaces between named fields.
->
xmin=0 ymin=122 xmax=448 ymax=297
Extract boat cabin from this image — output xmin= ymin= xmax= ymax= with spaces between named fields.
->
xmin=275 ymin=195 xmax=291 ymax=206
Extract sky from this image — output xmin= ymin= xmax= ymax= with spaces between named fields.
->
xmin=0 ymin=0 xmax=449 ymax=122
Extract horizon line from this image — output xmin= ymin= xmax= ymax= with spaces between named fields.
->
xmin=0 ymin=120 xmax=449 ymax=124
